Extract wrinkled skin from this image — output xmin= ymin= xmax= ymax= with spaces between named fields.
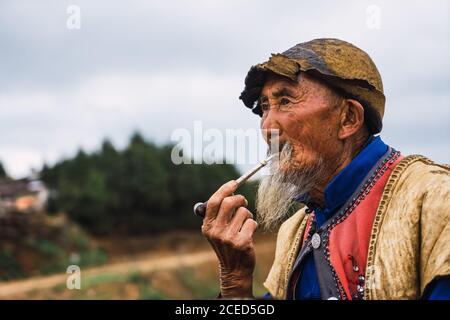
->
xmin=201 ymin=72 xmax=369 ymax=298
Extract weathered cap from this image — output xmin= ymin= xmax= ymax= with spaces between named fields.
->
xmin=239 ymin=38 xmax=385 ymax=133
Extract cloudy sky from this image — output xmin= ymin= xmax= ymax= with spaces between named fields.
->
xmin=0 ymin=0 xmax=449 ymax=178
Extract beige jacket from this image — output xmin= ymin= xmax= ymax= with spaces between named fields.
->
xmin=264 ymin=155 xmax=450 ymax=299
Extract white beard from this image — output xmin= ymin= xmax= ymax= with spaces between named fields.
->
xmin=256 ymin=142 xmax=324 ymax=231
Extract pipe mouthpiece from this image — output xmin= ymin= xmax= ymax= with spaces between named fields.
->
xmin=194 ymin=202 xmax=207 ymax=217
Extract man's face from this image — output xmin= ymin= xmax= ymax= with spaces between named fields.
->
xmin=259 ymin=72 xmax=343 ymax=173
xmin=255 ymin=72 xmax=345 ymax=230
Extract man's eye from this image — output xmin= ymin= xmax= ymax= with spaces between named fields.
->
xmin=280 ymin=98 xmax=290 ymax=105
xmin=260 ymin=103 xmax=270 ymax=111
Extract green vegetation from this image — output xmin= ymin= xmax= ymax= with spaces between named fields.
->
xmin=175 ymin=268 xmax=219 ymax=299
xmin=128 ymin=272 xmax=166 ymax=300
xmin=0 ymin=251 xmax=25 ymax=280
xmin=0 ymin=213 xmax=108 ymax=281
xmin=49 ymin=271 xmax=166 ymax=300
xmin=41 ymin=132 xmax=258 ymax=236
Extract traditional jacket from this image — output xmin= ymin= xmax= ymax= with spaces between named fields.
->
xmin=264 ymin=145 xmax=450 ymax=300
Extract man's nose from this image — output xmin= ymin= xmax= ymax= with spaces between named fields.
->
xmin=260 ymin=112 xmax=282 ymax=145
xmin=261 ymin=108 xmax=276 ymax=131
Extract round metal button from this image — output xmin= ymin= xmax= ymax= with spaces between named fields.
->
xmin=357 ymin=284 xmax=364 ymax=293
xmin=311 ymin=233 xmax=321 ymax=249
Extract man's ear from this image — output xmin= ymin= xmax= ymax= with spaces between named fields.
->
xmin=338 ymin=99 xmax=365 ymax=140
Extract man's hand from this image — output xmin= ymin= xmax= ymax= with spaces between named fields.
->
xmin=201 ymin=180 xmax=258 ymax=299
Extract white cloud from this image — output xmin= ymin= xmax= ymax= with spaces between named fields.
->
xmin=0 ymin=0 xmax=448 ymax=178
xmin=0 ymin=71 xmax=260 ymax=177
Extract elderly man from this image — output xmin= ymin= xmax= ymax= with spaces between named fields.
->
xmin=201 ymin=38 xmax=450 ymax=300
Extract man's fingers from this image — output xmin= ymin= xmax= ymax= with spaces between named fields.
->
xmin=228 ymin=207 xmax=253 ymax=234
xmin=205 ymin=180 xmax=238 ymax=219
xmin=215 ymin=195 xmax=248 ymax=225
xmin=239 ymin=218 xmax=258 ymax=237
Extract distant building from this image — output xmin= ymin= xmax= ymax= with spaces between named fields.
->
xmin=0 ymin=178 xmax=49 ymax=215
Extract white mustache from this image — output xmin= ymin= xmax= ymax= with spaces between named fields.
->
xmin=256 ymin=142 xmax=324 ymax=231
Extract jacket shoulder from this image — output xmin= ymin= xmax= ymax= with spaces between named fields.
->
xmin=263 ymin=207 xmax=308 ymax=299
xmin=399 ymin=154 xmax=450 ymax=178
xmin=367 ymin=154 xmax=450 ymax=299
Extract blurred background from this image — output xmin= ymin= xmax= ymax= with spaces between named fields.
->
xmin=0 ymin=0 xmax=449 ymax=299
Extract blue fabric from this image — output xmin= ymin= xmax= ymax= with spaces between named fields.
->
xmin=262 ymin=292 xmax=272 ymax=299
xmin=423 ymin=277 xmax=450 ymax=300
xmin=295 ymin=254 xmax=322 ymax=299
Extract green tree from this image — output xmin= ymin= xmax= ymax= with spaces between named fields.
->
xmin=40 ymin=132 xmax=259 ymax=235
